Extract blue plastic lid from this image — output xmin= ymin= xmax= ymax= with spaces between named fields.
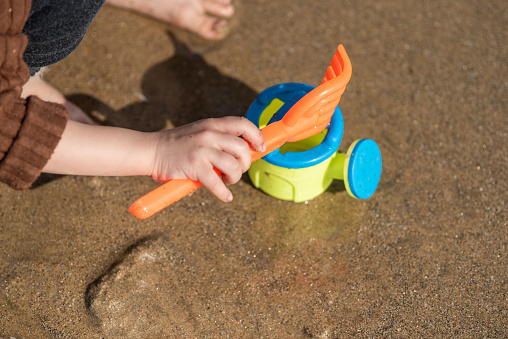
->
xmin=346 ymin=139 xmax=382 ymax=199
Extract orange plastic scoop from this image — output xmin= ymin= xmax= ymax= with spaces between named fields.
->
xmin=129 ymin=45 xmax=352 ymax=219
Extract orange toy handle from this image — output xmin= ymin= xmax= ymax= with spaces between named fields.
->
xmin=129 ymin=176 xmax=205 ymax=219
xmin=129 ymin=121 xmax=288 ymax=219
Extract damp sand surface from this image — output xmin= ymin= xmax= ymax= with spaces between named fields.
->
xmin=1 ymin=0 xmax=507 ymax=337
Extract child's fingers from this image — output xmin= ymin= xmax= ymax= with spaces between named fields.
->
xmin=212 ymin=117 xmax=266 ymax=153
xmin=213 ymin=134 xmax=252 ymax=173
xmin=196 ymin=163 xmax=233 ymax=202
xmin=195 ymin=147 xmax=245 ymax=202
xmin=209 ymin=149 xmax=243 ymax=186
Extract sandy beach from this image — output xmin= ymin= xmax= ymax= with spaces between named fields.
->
xmin=1 ymin=0 xmax=507 ymax=337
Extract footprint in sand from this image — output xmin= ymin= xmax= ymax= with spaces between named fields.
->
xmin=85 ymin=236 xmax=200 ymax=337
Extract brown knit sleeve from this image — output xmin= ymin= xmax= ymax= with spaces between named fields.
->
xmin=0 ymin=0 xmax=69 ymax=190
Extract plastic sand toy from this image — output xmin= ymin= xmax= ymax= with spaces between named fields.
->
xmin=245 ymin=82 xmax=382 ymax=202
xmin=130 ymin=45 xmax=365 ymax=219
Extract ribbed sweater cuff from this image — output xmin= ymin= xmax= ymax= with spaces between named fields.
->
xmin=0 ymin=96 xmax=68 ymax=190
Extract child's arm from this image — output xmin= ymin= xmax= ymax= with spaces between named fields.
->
xmin=43 ymin=117 xmax=266 ymax=202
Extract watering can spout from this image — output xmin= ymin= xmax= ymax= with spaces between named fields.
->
xmin=327 ymin=152 xmax=346 ymax=181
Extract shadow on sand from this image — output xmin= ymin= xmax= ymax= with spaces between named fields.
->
xmin=33 ymin=33 xmax=258 ymax=189
xmin=69 ymin=33 xmax=258 ymax=131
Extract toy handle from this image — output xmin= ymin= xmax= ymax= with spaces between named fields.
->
xmin=129 ymin=121 xmax=288 ymax=219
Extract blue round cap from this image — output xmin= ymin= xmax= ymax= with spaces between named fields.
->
xmin=346 ymin=139 xmax=382 ymax=199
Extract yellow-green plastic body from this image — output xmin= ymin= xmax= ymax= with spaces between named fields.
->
xmin=249 ymin=152 xmax=345 ymax=203
xmin=248 ymin=128 xmax=347 ymax=202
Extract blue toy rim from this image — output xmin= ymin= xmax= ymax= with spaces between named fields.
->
xmin=246 ymin=83 xmax=344 ymax=169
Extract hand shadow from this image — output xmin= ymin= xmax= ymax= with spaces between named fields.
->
xmin=32 ymin=33 xmax=259 ymax=189
xmin=69 ymin=32 xmax=258 ymax=131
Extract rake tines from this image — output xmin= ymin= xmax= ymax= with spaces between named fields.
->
xmin=322 ymin=49 xmax=345 ymax=84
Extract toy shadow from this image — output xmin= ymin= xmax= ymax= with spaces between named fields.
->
xmin=70 ymin=33 xmax=258 ymax=131
xmin=32 ymin=34 xmax=258 ymax=189
xmin=326 ymin=180 xmax=346 ymax=194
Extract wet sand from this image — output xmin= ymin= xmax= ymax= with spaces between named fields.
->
xmin=1 ymin=0 xmax=507 ymax=337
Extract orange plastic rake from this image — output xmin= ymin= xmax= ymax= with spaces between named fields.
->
xmin=129 ymin=45 xmax=352 ymax=219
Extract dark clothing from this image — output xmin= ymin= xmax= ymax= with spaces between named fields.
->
xmin=0 ymin=0 xmax=105 ymax=190
xmin=22 ymin=0 xmax=105 ymax=75
xmin=0 ymin=0 xmax=102 ymax=190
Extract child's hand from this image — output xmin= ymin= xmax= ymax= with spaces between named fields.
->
xmin=150 ymin=117 xmax=266 ymax=202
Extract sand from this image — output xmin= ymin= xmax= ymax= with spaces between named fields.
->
xmin=1 ymin=0 xmax=507 ymax=337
